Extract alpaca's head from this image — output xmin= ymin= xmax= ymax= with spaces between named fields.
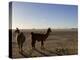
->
xmin=46 ymin=28 xmax=51 ymax=36
xmin=45 ymin=28 xmax=51 ymax=41
xmin=48 ymin=28 xmax=51 ymax=33
xmin=15 ymin=28 xmax=20 ymax=34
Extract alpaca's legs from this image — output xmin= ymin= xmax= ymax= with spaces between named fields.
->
xmin=31 ymin=40 xmax=36 ymax=49
xmin=19 ymin=43 xmax=22 ymax=52
xmin=18 ymin=40 xmax=22 ymax=52
xmin=18 ymin=42 xmax=21 ymax=52
xmin=20 ymin=41 xmax=24 ymax=52
xmin=41 ymin=41 xmax=44 ymax=49
xmin=21 ymin=42 xmax=23 ymax=51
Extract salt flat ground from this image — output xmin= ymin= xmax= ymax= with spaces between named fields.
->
xmin=11 ymin=29 xmax=78 ymax=58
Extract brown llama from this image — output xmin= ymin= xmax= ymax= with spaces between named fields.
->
xmin=31 ymin=28 xmax=51 ymax=49
xmin=15 ymin=28 xmax=25 ymax=52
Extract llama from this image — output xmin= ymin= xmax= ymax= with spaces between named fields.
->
xmin=31 ymin=28 xmax=51 ymax=49
xmin=15 ymin=28 xmax=25 ymax=52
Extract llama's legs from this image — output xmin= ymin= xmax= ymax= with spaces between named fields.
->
xmin=31 ymin=40 xmax=36 ymax=49
xmin=21 ymin=42 xmax=23 ymax=51
xmin=18 ymin=41 xmax=22 ymax=52
xmin=41 ymin=41 xmax=44 ymax=49
xmin=18 ymin=42 xmax=20 ymax=52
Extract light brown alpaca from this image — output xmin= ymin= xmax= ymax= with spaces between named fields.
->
xmin=31 ymin=28 xmax=51 ymax=49
xmin=15 ymin=28 xmax=25 ymax=52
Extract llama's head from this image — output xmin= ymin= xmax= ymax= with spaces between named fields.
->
xmin=46 ymin=28 xmax=51 ymax=35
xmin=45 ymin=28 xmax=52 ymax=40
xmin=48 ymin=28 xmax=51 ymax=33
xmin=15 ymin=28 xmax=20 ymax=34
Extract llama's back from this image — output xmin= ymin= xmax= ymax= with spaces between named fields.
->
xmin=31 ymin=32 xmax=46 ymax=41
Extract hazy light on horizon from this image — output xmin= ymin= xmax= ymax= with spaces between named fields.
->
xmin=12 ymin=2 xmax=78 ymax=29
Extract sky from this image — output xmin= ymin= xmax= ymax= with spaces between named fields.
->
xmin=11 ymin=2 xmax=78 ymax=29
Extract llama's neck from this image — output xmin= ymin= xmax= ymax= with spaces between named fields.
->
xmin=45 ymin=30 xmax=50 ymax=38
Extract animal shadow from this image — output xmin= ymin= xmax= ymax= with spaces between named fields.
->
xmin=41 ymin=48 xmax=57 ymax=55
xmin=19 ymin=49 xmax=34 ymax=58
xmin=19 ymin=48 xmax=57 ymax=57
xmin=34 ymin=48 xmax=50 ymax=56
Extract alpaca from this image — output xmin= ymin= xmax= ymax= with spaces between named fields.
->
xmin=31 ymin=28 xmax=51 ymax=49
xmin=15 ymin=28 xmax=25 ymax=52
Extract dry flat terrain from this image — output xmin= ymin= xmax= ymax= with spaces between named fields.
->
xmin=11 ymin=29 xmax=78 ymax=58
